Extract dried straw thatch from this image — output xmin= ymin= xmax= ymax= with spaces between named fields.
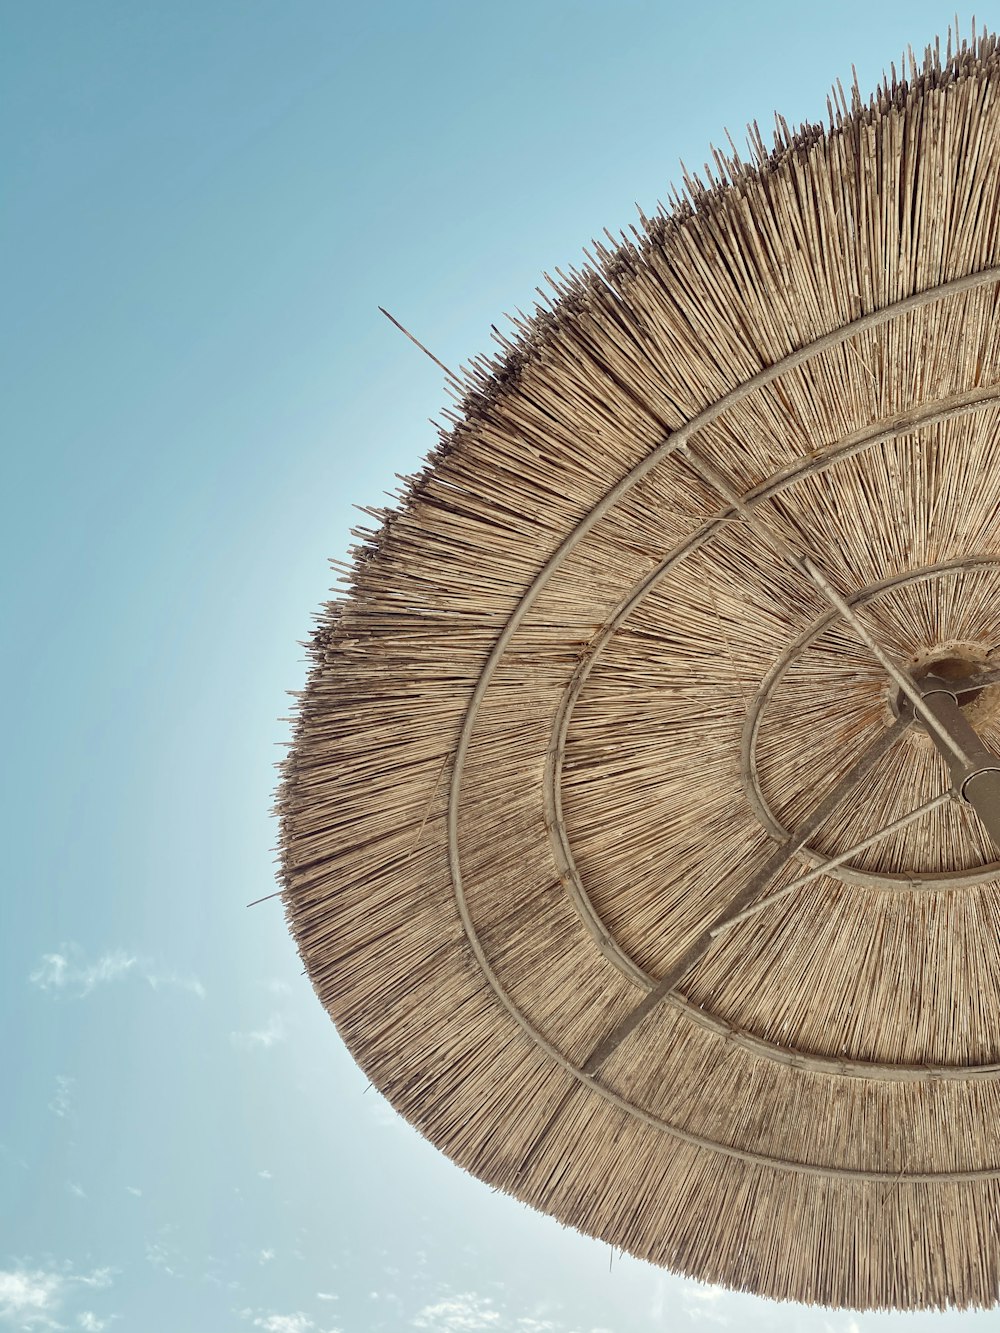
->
xmin=279 ymin=28 xmax=1000 ymax=1311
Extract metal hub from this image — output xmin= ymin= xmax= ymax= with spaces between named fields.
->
xmin=889 ymin=647 xmax=996 ymax=717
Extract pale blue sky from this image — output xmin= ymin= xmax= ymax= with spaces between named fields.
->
xmin=5 ymin=3 xmax=1000 ymax=1331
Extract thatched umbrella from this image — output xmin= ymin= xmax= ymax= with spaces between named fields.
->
xmin=278 ymin=28 xmax=1000 ymax=1311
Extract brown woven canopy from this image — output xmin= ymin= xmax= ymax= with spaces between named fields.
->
xmin=279 ymin=31 xmax=1000 ymax=1311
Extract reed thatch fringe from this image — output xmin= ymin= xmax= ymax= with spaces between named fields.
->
xmin=280 ymin=26 xmax=1000 ymax=1310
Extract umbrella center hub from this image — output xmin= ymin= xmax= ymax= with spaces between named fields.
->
xmin=889 ymin=644 xmax=1000 ymax=729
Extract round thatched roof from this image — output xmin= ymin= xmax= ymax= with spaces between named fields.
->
xmin=279 ymin=30 xmax=1000 ymax=1311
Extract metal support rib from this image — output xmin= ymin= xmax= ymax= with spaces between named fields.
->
xmin=710 ymin=789 xmax=955 ymax=935
xmin=582 ymin=714 xmax=912 ymax=1074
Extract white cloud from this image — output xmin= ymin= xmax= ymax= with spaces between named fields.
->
xmin=407 ymin=1291 xmax=593 ymax=1333
xmin=251 ymin=1317 xmax=325 ymax=1333
xmin=49 ymin=1075 xmax=74 ymax=1118
xmin=316 ymin=1293 xmax=338 ymax=1301
xmin=258 ymin=1170 xmax=273 ymax=1180
xmin=650 ymin=1276 xmax=666 ymax=1322
xmin=232 ymin=1015 xmax=285 ymax=1050
xmin=0 ymin=1268 xmax=61 ymax=1325
xmin=412 ymin=1293 xmax=502 ymax=1331
xmin=30 ymin=945 xmax=203 ymax=1000
xmin=76 ymin=1272 xmax=112 ymax=1291
xmin=679 ymin=1284 xmax=730 ymax=1326
xmin=0 ymin=1264 xmax=112 ymax=1330
xmin=259 ymin=1250 xmax=276 ymax=1265
xmin=125 ymin=1186 xmax=142 ymax=1197
xmin=79 ymin=1314 xmax=108 ymax=1331
xmin=67 ymin=1181 xmax=86 ymax=1198
xmin=683 ymin=1286 xmax=726 ymax=1303
xmin=145 ymin=970 xmax=206 ymax=999
xmin=145 ymin=1240 xmax=178 ymax=1277
xmin=31 ymin=949 xmax=134 ymax=994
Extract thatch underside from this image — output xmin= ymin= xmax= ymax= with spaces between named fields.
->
xmin=280 ymin=30 xmax=1000 ymax=1310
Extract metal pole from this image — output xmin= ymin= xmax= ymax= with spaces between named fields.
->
xmin=914 ymin=675 xmax=1000 ymax=850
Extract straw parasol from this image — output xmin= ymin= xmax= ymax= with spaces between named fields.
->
xmin=278 ymin=28 xmax=1000 ymax=1311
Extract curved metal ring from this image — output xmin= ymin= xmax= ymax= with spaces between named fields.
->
xmin=448 ymin=267 xmax=1000 ymax=1176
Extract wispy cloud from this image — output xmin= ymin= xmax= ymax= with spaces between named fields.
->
xmin=145 ymin=1235 xmax=181 ymax=1278
xmin=30 ymin=945 xmax=203 ymax=999
xmin=683 ymin=1286 xmax=726 ymax=1303
xmin=231 ymin=1015 xmax=285 ymax=1051
xmin=409 ymin=1291 xmax=599 ymax=1333
xmin=79 ymin=1314 xmax=111 ymax=1331
xmin=0 ymin=1143 xmax=29 ymax=1172
xmin=72 ymin=1271 xmax=111 ymax=1291
xmin=679 ymin=1284 xmax=730 ymax=1326
xmin=49 ymin=1075 xmax=74 ymax=1118
xmin=145 ymin=969 xmax=205 ymax=998
xmin=0 ymin=1263 xmax=112 ymax=1330
xmin=31 ymin=949 xmax=134 ymax=994
xmin=649 ymin=1275 xmax=665 ymax=1322
xmin=259 ymin=1250 xmax=276 ymax=1265
xmin=248 ymin=1316 xmax=339 ymax=1333
xmin=145 ymin=1244 xmax=172 ymax=1275
xmin=258 ymin=1170 xmax=273 ymax=1180
xmin=0 ymin=1267 xmax=62 ymax=1327
xmin=67 ymin=1181 xmax=86 ymax=1199
xmin=412 ymin=1293 xmax=502 ymax=1330
xmin=125 ymin=1186 xmax=142 ymax=1197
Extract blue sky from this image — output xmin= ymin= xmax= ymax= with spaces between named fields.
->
xmin=6 ymin=3 xmax=1000 ymax=1331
